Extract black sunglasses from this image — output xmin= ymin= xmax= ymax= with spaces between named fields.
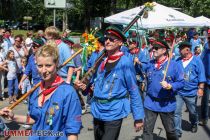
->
xmin=129 ymin=41 xmax=137 ymax=44
xmin=152 ymin=46 xmax=161 ymax=50
xmin=32 ymin=44 xmax=40 ymax=48
xmin=104 ymin=36 xmax=118 ymax=42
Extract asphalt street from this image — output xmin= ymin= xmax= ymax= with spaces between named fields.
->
xmin=0 ymin=97 xmax=209 ymax=140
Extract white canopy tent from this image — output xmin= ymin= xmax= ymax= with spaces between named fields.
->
xmin=104 ymin=2 xmax=205 ymax=29
xmin=195 ymin=16 xmax=210 ymax=27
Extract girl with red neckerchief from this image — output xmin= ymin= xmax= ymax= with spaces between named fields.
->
xmin=0 ymin=45 xmax=82 ymax=140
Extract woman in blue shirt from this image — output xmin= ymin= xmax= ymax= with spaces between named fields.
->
xmin=0 ymin=45 xmax=82 ymax=140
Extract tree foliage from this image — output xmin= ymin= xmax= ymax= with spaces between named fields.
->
xmin=0 ymin=0 xmax=209 ymax=31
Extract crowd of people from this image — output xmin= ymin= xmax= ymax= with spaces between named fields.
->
xmin=0 ymin=25 xmax=208 ymax=140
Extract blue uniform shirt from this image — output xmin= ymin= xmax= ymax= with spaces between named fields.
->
xmin=190 ymin=38 xmax=202 ymax=53
xmin=87 ymin=51 xmax=103 ymax=69
xmin=144 ymin=59 xmax=184 ymax=112
xmin=91 ymin=55 xmax=144 ymax=121
xmin=87 ymin=51 xmax=104 ymax=84
xmin=57 ymin=42 xmax=75 ymax=78
xmin=176 ymin=56 xmax=206 ymax=96
xmin=126 ymin=48 xmax=150 ymax=82
xmin=201 ymin=43 xmax=210 ymax=85
xmin=24 ymin=54 xmax=41 ymax=85
xmin=135 ymin=48 xmax=150 ymax=82
xmin=28 ymin=83 xmax=82 ymax=140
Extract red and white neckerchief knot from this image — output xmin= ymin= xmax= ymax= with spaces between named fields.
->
xmin=40 ymin=75 xmax=64 ymax=106
xmin=100 ymin=51 xmax=124 ymax=71
xmin=130 ymin=48 xmax=140 ymax=55
xmin=155 ymin=56 xmax=168 ymax=69
xmin=182 ymin=53 xmax=193 ymax=62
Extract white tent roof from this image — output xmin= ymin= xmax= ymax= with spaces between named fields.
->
xmin=104 ymin=2 xmax=204 ymax=29
xmin=195 ymin=16 xmax=210 ymax=27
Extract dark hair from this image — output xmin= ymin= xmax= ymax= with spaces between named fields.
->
xmin=194 ymin=46 xmax=200 ymax=51
xmin=6 ymin=50 xmax=15 ymax=60
xmin=5 ymin=28 xmax=11 ymax=33
xmin=15 ymin=34 xmax=23 ymax=42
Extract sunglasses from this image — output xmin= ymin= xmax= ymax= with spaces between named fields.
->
xmin=15 ymin=40 xmax=21 ymax=42
xmin=104 ymin=36 xmax=118 ymax=42
xmin=129 ymin=41 xmax=137 ymax=44
xmin=152 ymin=46 xmax=161 ymax=51
xmin=32 ymin=45 xmax=39 ymax=49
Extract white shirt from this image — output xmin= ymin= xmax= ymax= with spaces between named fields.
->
xmin=25 ymin=37 xmax=33 ymax=50
xmin=6 ymin=60 xmax=17 ymax=80
xmin=182 ymin=56 xmax=193 ymax=68
xmin=9 ymin=46 xmax=25 ymax=73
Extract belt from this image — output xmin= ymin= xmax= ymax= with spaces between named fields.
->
xmin=93 ymin=94 xmax=129 ymax=104
xmin=148 ymin=94 xmax=175 ymax=102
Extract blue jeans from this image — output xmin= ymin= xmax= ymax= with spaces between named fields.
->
xmin=21 ymin=79 xmax=31 ymax=94
xmin=7 ymin=78 xmax=18 ymax=96
xmin=201 ymin=84 xmax=210 ymax=121
xmin=174 ymin=94 xmax=198 ymax=134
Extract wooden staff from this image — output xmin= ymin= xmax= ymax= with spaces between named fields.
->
xmin=8 ymin=48 xmax=84 ymax=110
xmin=162 ymin=39 xmax=176 ymax=81
xmin=79 ymin=6 xmax=147 ymax=86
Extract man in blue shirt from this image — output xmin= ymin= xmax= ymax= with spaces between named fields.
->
xmin=44 ymin=26 xmax=75 ymax=84
xmin=175 ymin=42 xmax=206 ymax=137
xmin=19 ymin=38 xmax=44 ymax=88
xmin=143 ymin=40 xmax=184 ymax=140
xmin=200 ymin=30 xmax=210 ymax=125
xmin=76 ymin=26 xmax=144 ymax=140
xmin=190 ymin=32 xmax=202 ymax=54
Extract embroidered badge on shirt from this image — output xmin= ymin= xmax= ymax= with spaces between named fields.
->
xmin=53 ymin=102 xmax=59 ymax=110
xmin=46 ymin=107 xmax=55 ymax=126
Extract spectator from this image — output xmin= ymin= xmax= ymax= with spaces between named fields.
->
xmin=4 ymin=50 xmax=19 ymax=104
xmin=20 ymin=57 xmax=31 ymax=104
xmin=0 ymin=35 xmax=7 ymax=101
xmin=9 ymin=35 xmax=28 ymax=81
xmin=25 ymin=31 xmax=33 ymax=51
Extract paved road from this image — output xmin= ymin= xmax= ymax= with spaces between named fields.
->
xmin=0 ymin=97 xmax=209 ymax=140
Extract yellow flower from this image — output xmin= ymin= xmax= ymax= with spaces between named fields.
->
xmin=88 ymin=34 xmax=95 ymax=41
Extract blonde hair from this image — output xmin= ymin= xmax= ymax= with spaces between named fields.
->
xmin=36 ymin=45 xmax=59 ymax=64
xmin=45 ymin=26 xmax=60 ymax=39
xmin=45 ymin=40 xmax=57 ymax=48
xmin=21 ymin=56 xmax=27 ymax=62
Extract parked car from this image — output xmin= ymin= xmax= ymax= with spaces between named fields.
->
xmin=9 ymin=22 xmax=22 ymax=30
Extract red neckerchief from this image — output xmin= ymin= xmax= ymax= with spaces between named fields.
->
xmin=155 ymin=56 xmax=168 ymax=69
xmin=100 ymin=51 xmax=124 ymax=71
xmin=130 ymin=48 xmax=140 ymax=54
xmin=141 ymin=44 xmax=146 ymax=50
xmin=55 ymin=39 xmax=62 ymax=45
xmin=182 ymin=53 xmax=193 ymax=62
xmin=40 ymin=75 xmax=64 ymax=106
